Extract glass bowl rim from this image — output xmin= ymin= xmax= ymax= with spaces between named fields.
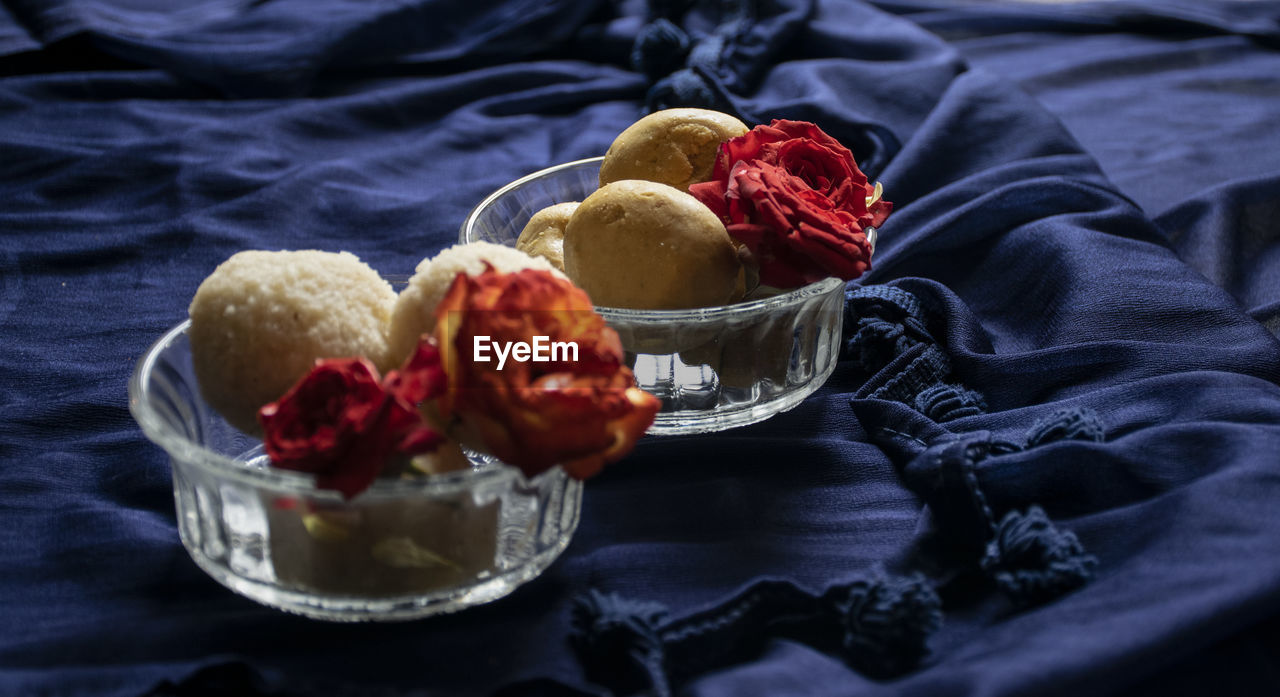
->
xmin=128 ymin=320 xmax=529 ymax=500
xmin=459 ymin=155 xmax=871 ymax=323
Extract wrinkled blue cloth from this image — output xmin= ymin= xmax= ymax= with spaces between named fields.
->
xmin=3 ymin=1 xmax=1280 ymax=696
xmin=873 ymin=0 xmax=1280 ymax=334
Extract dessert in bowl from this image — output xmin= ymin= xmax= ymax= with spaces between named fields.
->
xmin=463 ymin=167 xmax=847 ymax=434
xmin=129 ymin=323 xmax=581 ymax=621
xmin=461 ymin=111 xmax=886 ymax=434
xmin=131 ymin=249 xmax=657 ymax=621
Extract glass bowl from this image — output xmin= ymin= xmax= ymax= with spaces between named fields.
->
xmin=461 ymin=156 xmax=860 ymax=435
xmin=129 ymin=321 xmax=582 ymax=622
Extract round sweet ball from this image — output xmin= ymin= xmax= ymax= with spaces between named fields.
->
xmin=563 ymin=179 xmax=741 ymax=310
xmin=515 ymin=202 xmax=578 ymax=273
xmin=388 ymin=241 xmax=565 ymax=364
xmin=188 ymin=250 xmax=397 ymax=435
xmin=599 ymin=108 xmax=748 ymax=192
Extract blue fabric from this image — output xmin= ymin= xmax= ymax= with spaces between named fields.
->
xmin=4 ymin=0 xmax=1280 ymax=695
xmin=873 ymin=0 xmax=1280 ymax=334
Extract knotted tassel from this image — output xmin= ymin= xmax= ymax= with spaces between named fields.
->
xmin=1025 ymin=407 xmax=1105 ymax=447
xmin=843 ymin=285 xmax=932 ymax=371
xmin=848 ymin=315 xmax=919 ymax=372
xmin=634 ymin=0 xmax=755 ymax=114
xmin=980 ymin=506 xmax=1098 ymax=606
xmin=824 ymin=574 xmax=943 ymax=679
xmin=570 ymin=590 xmax=672 ymax=697
xmin=570 ymin=575 xmax=941 ymax=694
xmin=868 ymin=344 xmax=955 ymax=406
xmin=630 ymin=18 xmax=691 ymax=82
xmin=914 ymin=382 xmax=987 ymax=422
xmin=646 ymin=67 xmax=719 ymax=111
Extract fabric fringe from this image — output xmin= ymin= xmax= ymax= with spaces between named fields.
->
xmin=569 ymin=574 xmax=942 ymax=695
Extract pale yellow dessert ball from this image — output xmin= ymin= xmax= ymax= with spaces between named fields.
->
xmin=388 ymin=241 xmax=565 ymax=365
xmin=514 ymin=202 xmax=578 ymax=272
xmin=188 ymin=250 xmax=397 ymax=435
xmin=598 ymin=108 xmax=748 ymax=192
xmin=563 ymin=179 xmax=741 ymax=310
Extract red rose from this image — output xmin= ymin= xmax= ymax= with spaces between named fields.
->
xmin=690 ymin=119 xmax=892 ymax=287
xmin=259 ymin=356 xmax=444 ymax=499
xmin=721 ymin=160 xmax=872 ymax=288
xmin=709 ymin=120 xmax=891 ymax=225
xmin=433 ymin=267 xmax=659 ymax=480
xmin=713 ymin=121 xmax=851 ymax=182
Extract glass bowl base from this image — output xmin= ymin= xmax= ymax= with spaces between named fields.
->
xmin=180 ymin=519 xmax=577 ymax=621
xmin=132 ymin=322 xmax=584 ymax=622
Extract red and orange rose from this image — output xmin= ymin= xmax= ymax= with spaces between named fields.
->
xmin=690 ymin=119 xmax=891 ymax=288
xmin=432 ymin=266 xmax=659 ymax=480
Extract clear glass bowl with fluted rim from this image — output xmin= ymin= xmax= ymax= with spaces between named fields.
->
xmin=129 ymin=320 xmax=582 ymax=622
xmin=461 ymin=156 xmax=871 ymax=435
